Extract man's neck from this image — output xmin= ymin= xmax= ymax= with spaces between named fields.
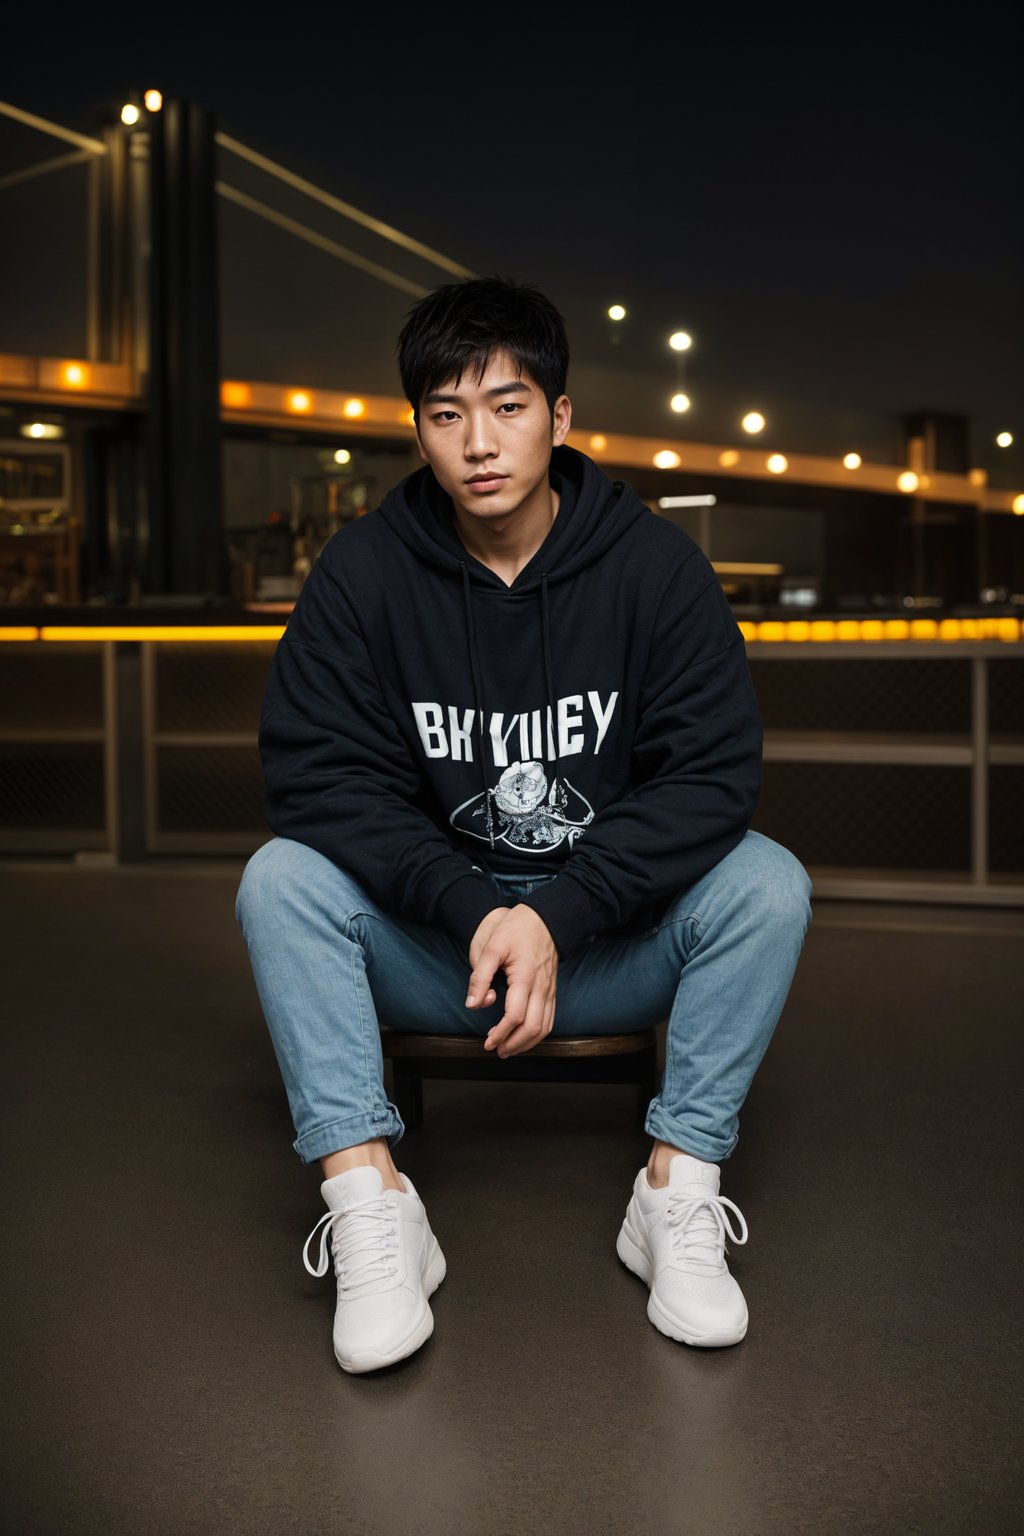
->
xmin=453 ymin=480 xmax=561 ymax=588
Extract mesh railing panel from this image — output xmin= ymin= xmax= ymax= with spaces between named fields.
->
xmin=752 ymin=762 xmax=972 ymax=870
xmin=989 ymin=767 xmax=1024 ymax=873
xmin=0 ymin=644 xmax=104 ymax=730
xmin=154 ymin=642 xmax=277 ymax=733
xmin=0 ymin=744 xmax=105 ymax=829
xmin=748 ymin=659 xmax=972 ymax=733
xmin=156 ymin=744 xmax=267 ymax=832
xmin=989 ymin=660 xmax=1024 ymax=738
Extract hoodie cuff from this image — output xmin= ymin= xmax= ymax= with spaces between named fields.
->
xmin=437 ymin=871 xmax=508 ymax=957
xmin=515 ymin=878 xmax=599 ymax=961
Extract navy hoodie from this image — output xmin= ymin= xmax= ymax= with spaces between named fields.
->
xmin=258 ymin=443 xmax=763 ymax=961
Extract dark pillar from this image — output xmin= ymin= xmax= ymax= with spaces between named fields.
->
xmin=901 ymin=412 xmax=970 ymax=475
xmin=898 ymin=412 xmax=976 ymax=605
xmin=144 ymin=98 xmax=226 ymax=597
xmin=87 ymin=123 xmax=133 ymax=365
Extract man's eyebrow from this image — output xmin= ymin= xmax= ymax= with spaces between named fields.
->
xmin=422 ymin=380 xmax=533 ymax=405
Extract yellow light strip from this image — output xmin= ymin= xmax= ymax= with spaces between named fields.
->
xmin=1 ymin=620 xmax=1018 ymax=645
xmin=33 ymin=627 xmax=286 ymax=642
xmin=738 ymin=617 xmax=1022 ymax=643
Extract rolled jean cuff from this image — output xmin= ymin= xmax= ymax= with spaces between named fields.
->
xmin=292 ymin=1103 xmax=406 ymax=1164
xmin=644 ymin=1102 xmax=739 ymax=1165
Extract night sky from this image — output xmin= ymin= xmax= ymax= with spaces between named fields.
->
xmin=2 ymin=5 xmax=1022 ymax=479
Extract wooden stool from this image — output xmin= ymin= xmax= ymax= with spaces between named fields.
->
xmin=380 ymin=1025 xmax=663 ymax=1130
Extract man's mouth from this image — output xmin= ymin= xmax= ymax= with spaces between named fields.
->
xmin=466 ymin=474 xmax=508 ymax=491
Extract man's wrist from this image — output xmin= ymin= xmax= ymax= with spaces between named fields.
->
xmin=438 ymin=877 xmax=505 ymax=955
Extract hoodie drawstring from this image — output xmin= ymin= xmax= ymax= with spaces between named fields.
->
xmin=540 ymin=572 xmax=555 ymax=762
xmin=458 ymin=562 xmax=557 ymax=852
xmin=460 ymin=560 xmax=495 ymax=848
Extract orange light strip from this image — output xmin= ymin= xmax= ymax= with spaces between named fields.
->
xmin=0 ymin=353 xmax=135 ymax=399
xmin=1 ymin=354 xmax=1020 ymax=512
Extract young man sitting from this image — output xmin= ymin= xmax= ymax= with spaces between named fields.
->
xmin=235 ymin=275 xmax=813 ymax=1374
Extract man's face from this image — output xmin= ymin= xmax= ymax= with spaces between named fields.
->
xmin=414 ymin=346 xmax=571 ymax=525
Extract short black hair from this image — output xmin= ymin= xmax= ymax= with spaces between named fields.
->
xmin=396 ymin=275 xmax=569 ymax=424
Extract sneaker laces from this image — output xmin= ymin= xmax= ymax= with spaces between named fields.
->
xmin=302 ymin=1197 xmax=400 ymax=1291
xmin=666 ymin=1190 xmax=749 ymax=1275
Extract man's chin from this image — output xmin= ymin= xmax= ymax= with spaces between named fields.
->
xmin=454 ymin=487 xmax=520 ymax=518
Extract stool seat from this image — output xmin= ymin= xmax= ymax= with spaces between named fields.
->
xmin=380 ymin=1025 xmax=662 ymax=1129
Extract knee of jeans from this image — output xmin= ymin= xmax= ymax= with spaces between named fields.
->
xmin=743 ymin=836 xmax=813 ymax=929
xmin=235 ymin=836 xmax=359 ymax=927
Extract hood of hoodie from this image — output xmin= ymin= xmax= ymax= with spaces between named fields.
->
xmin=378 ymin=443 xmax=646 ymax=590
xmin=376 ymin=444 xmax=649 ymax=851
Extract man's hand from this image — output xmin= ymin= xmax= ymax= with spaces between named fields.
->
xmin=465 ymin=906 xmax=558 ymax=1058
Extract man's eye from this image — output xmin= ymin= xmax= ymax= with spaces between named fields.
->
xmin=498 ymin=403 xmax=523 ymax=414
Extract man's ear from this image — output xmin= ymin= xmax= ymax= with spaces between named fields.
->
xmin=551 ymin=394 xmax=572 ymax=448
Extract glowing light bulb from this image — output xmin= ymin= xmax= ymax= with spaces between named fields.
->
xmin=287 ymin=390 xmax=312 ymax=413
xmin=343 ymin=398 xmax=366 ymax=418
xmin=607 ymin=305 xmax=626 ymax=321
xmin=669 ymin=332 xmax=692 ymax=351
xmin=333 ymin=449 xmax=352 ymax=465
xmin=670 ymin=393 xmax=691 ymax=413
xmin=653 ymin=450 xmax=681 ymax=469
xmin=767 ymin=454 xmax=788 ymax=474
xmin=62 ymin=362 xmax=88 ymax=388
xmin=589 ymin=434 xmax=607 ymax=451
xmin=996 ymin=432 xmax=1013 ymax=447
xmin=843 ymin=453 xmax=862 ymax=470
xmin=897 ymin=471 xmax=920 ymax=493
xmin=719 ymin=450 xmax=740 ymax=468
xmin=221 ymin=381 xmax=252 ymax=409
xmin=1012 ymin=494 xmax=1024 ymax=515
xmin=741 ymin=413 xmax=765 ymax=434
xmin=144 ymin=90 xmax=163 ymax=113
xmin=120 ymin=103 xmax=140 ymax=126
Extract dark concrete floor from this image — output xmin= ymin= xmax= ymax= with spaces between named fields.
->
xmin=2 ymin=861 xmax=1022 ymax=1536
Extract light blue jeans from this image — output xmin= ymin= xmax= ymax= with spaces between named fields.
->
xmin=234 ymin=830 xmax=813 ymax=1166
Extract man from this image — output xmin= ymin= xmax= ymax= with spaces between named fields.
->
xmin=235 ymin=275 xmax=812 ymax=1375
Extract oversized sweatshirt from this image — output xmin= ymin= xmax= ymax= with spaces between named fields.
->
xmin=258 ymin=443 xmax=763 ymax=962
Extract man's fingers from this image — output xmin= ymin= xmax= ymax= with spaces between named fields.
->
xmin=466 ymin=948 xmax=502 ymax=1007
xmin=463 ymin=989 xmax=497 ymax=1013
xmin=483 ymin=978 xmax=530 ymax=1049
xmin=491 ymin=982 xmax=549 ymax=1058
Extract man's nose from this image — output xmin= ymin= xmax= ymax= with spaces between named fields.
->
xmin=465 ymin=411 xmax=498 ymax=459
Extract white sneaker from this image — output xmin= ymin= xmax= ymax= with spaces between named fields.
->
xmin=303 ymin=1165 xmax=446 ymax=1373
xmin=616 ymin=1152 xmax=749 ymax=1347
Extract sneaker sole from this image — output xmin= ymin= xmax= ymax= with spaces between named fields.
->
xmin=336 ymin=1235 xmax=447 ymax=1374
xmin=616 ymin=1218 xmax=748 ymax=1349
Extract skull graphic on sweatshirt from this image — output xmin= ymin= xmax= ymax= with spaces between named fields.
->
xmin=449 ymin=760 xmax=594 ymax=851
